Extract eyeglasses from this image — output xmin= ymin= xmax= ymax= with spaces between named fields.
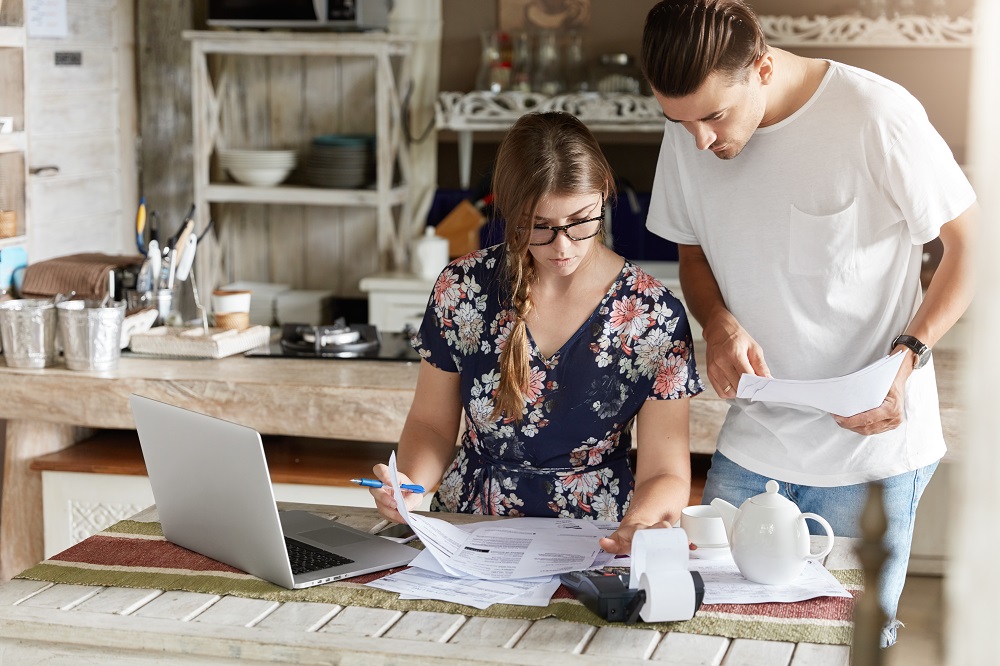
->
xmin=525 ymin=206 xmax=605 ymax=246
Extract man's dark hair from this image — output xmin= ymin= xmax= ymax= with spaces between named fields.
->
xmin=640 ymin=0 xmax=767 ymax=97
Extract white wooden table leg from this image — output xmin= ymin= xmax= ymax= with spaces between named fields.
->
xmin=0 ymin=420 xmax=89 ymax=581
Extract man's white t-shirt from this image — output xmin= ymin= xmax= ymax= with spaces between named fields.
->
xmin=647 ymin=60 xmax=975 ymax=486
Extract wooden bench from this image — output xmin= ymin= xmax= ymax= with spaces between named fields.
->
xmin=29 ymin=430 xmax=422 ymax=558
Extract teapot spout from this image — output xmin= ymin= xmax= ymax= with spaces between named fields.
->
xmin=710 ymin=498 xmax=739 ymax=544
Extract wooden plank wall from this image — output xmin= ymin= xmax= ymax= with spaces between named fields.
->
xmin=136 ymin=0 xmax=198 ymax=258
xmin=137 ymin=1 xmax=386 ymax=298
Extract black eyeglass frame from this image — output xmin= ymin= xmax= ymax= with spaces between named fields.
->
xmin=525 ymin=205 xmax=607 ymax=246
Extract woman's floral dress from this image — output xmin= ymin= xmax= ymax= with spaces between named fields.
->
xmin=412 ymin=243 xmax=703 ymax=521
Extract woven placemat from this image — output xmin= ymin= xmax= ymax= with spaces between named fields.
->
xmin=15 ymin=520 xmax=861 ymax=645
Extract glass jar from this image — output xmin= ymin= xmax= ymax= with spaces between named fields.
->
xmin=510 ymin=31 xmax=533 ymax=93
xmin=591 ymin=53 xmax=646 ymax=95
xmin=475 ymin=31 xmax=512 ymax=93
xmin=564 ymin=31 xmax=589 ymax=93
xmin=532 ymin=31 xmax=564 ymax=96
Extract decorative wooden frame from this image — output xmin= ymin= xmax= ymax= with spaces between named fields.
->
xmin=760 ymin=13 xmax=974 ymax=48
xmin=497 ymin=0 xmax=591 ymax=31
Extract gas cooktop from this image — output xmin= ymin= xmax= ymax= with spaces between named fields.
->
xmin=244 ymin=321 xmax=422 ymax=362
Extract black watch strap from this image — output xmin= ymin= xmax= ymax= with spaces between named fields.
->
xmin=891 ymin=334 xmax=931 ymax=369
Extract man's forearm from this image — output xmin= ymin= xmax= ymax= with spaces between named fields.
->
xmin=903 ymin=205 xmax=977 ymax=349
xmin=678 ymin=244 xmax=735 ymax=342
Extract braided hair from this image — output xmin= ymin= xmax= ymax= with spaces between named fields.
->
xmin=488 ymin=111 xmax=616 ymax=422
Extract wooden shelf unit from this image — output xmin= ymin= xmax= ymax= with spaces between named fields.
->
xmin=0 ymin=2 xmax=27 ymax=252
xmin=184 ymin=30 xmax=416 ymax=294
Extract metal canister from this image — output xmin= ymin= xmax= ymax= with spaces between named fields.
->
xmin=0 ymin=299 xmax=58 ymax=368
xmin=56 ymin=299 xmax=126 ymax=371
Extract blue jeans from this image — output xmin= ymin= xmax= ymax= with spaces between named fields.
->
xmin=701 ymin=451 xmax=938 ymax=648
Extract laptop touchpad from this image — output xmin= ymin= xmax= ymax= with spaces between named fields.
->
xmin=298 ymin=527 xmax=368 ymax=548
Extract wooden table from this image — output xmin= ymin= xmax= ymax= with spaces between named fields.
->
xmin=0 ymin=503 xmax=858 ymax=665
xmin=0 ymin=347 xmax=736 ymax=582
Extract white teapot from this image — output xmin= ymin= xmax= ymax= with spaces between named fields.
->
xmin=711 ymin=480 xmax=835 ymax=585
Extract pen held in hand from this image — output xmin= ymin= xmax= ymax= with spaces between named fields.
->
xmin=351 ymin=478 xmax=425 ymax=493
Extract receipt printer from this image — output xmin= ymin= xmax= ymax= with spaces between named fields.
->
xmin=560 ymin=570 xmax=704 ymax=624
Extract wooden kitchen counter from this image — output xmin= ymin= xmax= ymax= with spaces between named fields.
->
xmin=0 ymin=354 xmax=423 ymax=581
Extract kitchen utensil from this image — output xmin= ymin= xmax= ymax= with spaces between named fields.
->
xmin=712 ymin=480 xmax=835 ymax=585
xmin=135 ymin=197 xmax=147 ymax=254
xmin=175 ymin=233 xmax=197 ymax=282
xmin=147 ymin=240 xmax=161 ymax=288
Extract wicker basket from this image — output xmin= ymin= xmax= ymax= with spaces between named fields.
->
xmin=213 ymin=311 xmax=250 ymax=331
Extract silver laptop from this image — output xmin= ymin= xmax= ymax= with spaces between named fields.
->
xmin=129 ymin=394 xmax=418 ymax=589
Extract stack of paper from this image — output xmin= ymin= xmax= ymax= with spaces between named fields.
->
xmin=365 ymin=453 xmax=618 ymax=608
xmin=368 ymin=453 xmax=851 ymax=610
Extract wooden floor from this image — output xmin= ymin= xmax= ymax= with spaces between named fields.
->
xmin=887 ymin=575 xmax=944 ymax=665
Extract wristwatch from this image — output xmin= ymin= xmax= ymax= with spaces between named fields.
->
xmin=891 ymin=334 xmax=931 ymax=370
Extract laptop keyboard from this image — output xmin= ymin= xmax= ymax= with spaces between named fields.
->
xmin=284 ymin=536 xmax=354 ymax=575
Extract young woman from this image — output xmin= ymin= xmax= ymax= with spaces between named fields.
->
xmin=369 ymin=111 xmax=702 ymax=554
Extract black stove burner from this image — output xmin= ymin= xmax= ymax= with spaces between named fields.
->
xmin=280 ymin=320 xmax=380 ymax=358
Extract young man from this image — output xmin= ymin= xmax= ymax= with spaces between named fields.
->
xmin=640 ymin=0 xmax=976 ymax=648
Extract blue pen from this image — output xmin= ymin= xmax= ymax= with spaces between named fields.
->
xmin=351 ymin=478 xmax=425 ymax=493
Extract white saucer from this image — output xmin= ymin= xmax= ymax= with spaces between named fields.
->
xmin=690 ymin=544 xmax=732 ymax=559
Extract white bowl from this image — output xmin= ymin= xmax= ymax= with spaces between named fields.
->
xmin=226 ymin=166 xmax=294 ymax=187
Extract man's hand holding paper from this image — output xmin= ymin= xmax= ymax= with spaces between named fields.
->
xmin=736 ymin=351 xmax=907 ymax=419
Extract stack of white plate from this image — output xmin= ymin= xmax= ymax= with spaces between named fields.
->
xmin=275 ymin=289 xmax=335 ymax=326
xmin=219 ymin=149 xmax=298 ymax=187
xmin=303 ymin=135 xmax=374 ymax=189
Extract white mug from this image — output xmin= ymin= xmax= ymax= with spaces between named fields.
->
xmin=212 ymin=289 xmax=251 ymax=314
xmin=680 ymin=505 xmax=729 ymax=549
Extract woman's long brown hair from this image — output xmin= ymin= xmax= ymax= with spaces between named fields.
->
xmin=489 ymin=111 xmax=616 ymax=422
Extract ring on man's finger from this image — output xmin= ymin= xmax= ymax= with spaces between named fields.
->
xmin=723 ymin=385 xmax=732 ymax=393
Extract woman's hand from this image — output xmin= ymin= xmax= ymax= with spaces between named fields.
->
xmin=599 ymin=519 xmax=674 ymax=555
xmin=369 ymin=463 xmax=425 ymax=524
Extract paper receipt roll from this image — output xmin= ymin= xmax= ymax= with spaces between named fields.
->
xmin=638 ymin=570 xmax=698 ymax=622
xmin=631 ymin=528 xmax=699 ymax=622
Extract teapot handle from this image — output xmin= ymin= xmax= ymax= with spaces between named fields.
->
xmin=800 ymin=513 xmax=835 ymax=560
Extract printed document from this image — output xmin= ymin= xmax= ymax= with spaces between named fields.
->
xmin=690 ymin=552 xmax=852 ymax=604
xmin=387 ymin=453 xmax=604 ymax=580
xmin=367 ymin=568 xmax=561 ymax=610
xmin=736 ymin=351 xmax=905 ymax=417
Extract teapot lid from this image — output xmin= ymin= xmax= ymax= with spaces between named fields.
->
xmin=749 ymin=480 xmax=795 ymax=508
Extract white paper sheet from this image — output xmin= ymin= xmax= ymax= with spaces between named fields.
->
xmin=368 ymin=568 xmax=560 ymax=610
xmin=388 ymin=453 xmax=604 ymax=580
xmin=689 ymin=552 xmax=852 ymax=604
xmin=736 ymin=351 xmax=906 ymax=417
xmin=27 ymin=0 xmax=68 ymax=37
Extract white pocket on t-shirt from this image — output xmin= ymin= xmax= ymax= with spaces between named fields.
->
xmin=788 ymin=199 xmax=858 ymax=277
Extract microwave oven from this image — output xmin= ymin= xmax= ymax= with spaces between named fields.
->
xmin=207 ymin=0 xmax=393 ymax=30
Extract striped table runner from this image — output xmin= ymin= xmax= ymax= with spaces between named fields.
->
xmin=15 ymin=520 xmax=860 ymax=645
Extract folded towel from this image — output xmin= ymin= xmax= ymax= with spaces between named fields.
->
xmin=20 ymin=253 xmax=144 ymax=301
